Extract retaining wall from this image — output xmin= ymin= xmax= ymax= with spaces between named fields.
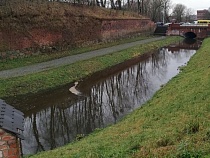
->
xmin=0 ymin=18 xmax=155 ymax=61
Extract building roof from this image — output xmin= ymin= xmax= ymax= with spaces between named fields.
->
xmin=0 ymin=99 xmax=24 ymax=139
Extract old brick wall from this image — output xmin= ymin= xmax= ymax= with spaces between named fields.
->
xmin=101 ymin=19 xmax=155 ymax=41
xmin=0 ymin=16 xmax=102 ymax=60
xmin=0 ymin=128 xmax=21 ymax=158
xmin=0 ymin=18 xmax=155 ymax=61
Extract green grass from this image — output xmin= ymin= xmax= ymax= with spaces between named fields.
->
xmin=25 ymin=37 xmax=210 ymax=158
xmin=0 ymin=35 xmax=153 ymax=71
xmin=0 ymin=36 xmax=181 ymax=99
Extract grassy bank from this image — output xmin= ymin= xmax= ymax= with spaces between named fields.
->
xmin=0 ymin=35 xmax=152 ymax=71
xmin=0 ymin=36 xmax=181 ymax=98
xmin=26 ymin=38 xmax=210 ymax=158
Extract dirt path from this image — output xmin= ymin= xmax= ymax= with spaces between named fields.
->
xmin=0 ymin=36 xmax=165 ymax=79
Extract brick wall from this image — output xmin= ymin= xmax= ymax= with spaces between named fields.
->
xmin=0 ymin=128 xmax=21 ymax=158
xmin=0 ymin=18 xmax=155 ymax=61
xmin=101 ymin=19 xmax=155 ymax=41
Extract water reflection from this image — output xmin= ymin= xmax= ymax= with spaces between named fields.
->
xmin=6 ymin=39 xmax=201 ymax=155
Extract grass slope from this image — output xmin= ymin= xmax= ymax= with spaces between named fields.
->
xmin=27 ymin=37 xmax=210 ymax=158
xmin=0 ymin=36 xmax=181 ymax=98
xmin=0 ymin=0 xmax=143 ymax=23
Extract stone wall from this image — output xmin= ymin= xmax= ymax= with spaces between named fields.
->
xmin=0 ymin=129 xmax=21 ymax=158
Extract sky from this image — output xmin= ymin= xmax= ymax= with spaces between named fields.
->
xmin=172 ymin=0 xmax=210 ymax=13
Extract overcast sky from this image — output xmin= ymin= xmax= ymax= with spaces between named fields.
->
xmin=172 ymin=0 xmax=210 ymax=13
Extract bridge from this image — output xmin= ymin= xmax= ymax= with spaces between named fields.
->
xmin=166 ymin=23 xmax=210 ymax=39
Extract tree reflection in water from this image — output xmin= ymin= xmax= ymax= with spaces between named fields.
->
xmin=12 ymin=43 xmax=198 ymax=155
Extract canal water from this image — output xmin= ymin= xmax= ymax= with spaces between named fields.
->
xmin=6 ymin=39 xmax=202 ymax=155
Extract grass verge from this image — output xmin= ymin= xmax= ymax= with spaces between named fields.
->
xmin=0 ymin=36 xmax=181 ymax=99
xmin=25 ymin=38 xmax=210 ymax=157
xmin=0 ymin=35 xmax=153 ymax=71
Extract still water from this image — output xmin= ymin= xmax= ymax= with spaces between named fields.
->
xmin=7 ymin=39 xmax=202 ymax=155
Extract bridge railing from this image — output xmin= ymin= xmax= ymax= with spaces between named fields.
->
xmin=180 ymin=24 xmax=209 ymax=27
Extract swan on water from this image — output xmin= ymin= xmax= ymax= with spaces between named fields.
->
xmin=69 ymin=82 xmax=81 ymax=95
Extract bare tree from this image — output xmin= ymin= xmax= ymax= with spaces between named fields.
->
xmin=162 ymin=0 xmax=171 ymax=22
xmin=150 ymin=0 xmax=163 ymax=22
xmin=172 ymin=3 xmax=186 ymax=22
xmin=185 ymin=8 xmax=194 ymax=22
xmin=140 ymin=0 xmax=171 ymax=22
xmin=110 ymin=0 xmax=116 ymax=8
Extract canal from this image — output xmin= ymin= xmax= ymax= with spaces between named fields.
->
xmin=6 ymin=39 xmax=202 ymax=155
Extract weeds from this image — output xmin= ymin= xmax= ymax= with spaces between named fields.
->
xmin=76 ymin=134 xmax=85 ymax=141
xmin=183 ymin=120 xmax=199 ymax=134
xmin=176 ymin=141 xmax=203 ymax=158
xmin=203 ymin=129 xmax=210 ymax=141
xmin=156 ymin=136 xmax=174 ymax=147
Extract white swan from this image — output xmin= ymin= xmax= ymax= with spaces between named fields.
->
xmin=69 ymin=82 xmax=81 ymax=96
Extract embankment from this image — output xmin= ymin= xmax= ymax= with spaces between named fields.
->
xmin=26 ymin=37 xmax=210 ymax=157
xmin=0 ymin=1 xmax=154 ymax=60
